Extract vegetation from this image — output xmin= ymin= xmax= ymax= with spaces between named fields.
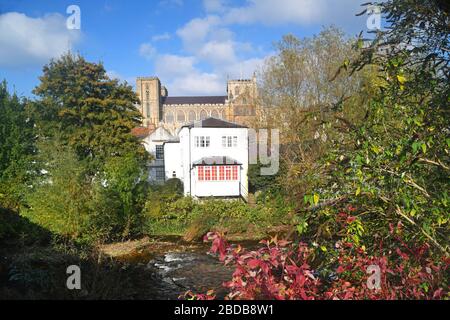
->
xmin=187 ymin=0 xmax=450 ymax=300
xmin=0 ymin=0 xmax=448 ymax=300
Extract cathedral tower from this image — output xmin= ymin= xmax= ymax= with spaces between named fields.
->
xmin=136 ymin=77 xmax=162 ymax=127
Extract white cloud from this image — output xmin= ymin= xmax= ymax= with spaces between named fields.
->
xmin=176 ymin=15 xmax=221 ymax=49
xmin=170 ymin=73 xmax=224 ymax=96
xmin=139 ymin=43 xmax=157 ymax=60
xmin=147 ymin=0 xmax=365 ymax=96
xmin=222 ymin=0 xmax=367 ymax=32
xmin=203 ymin=0 xmax=227 ymax=13
xmin=198 ymin=40 xmax=236 ymax=65
xmin=0 ymin=12 xmax=81 ymax=68
xmin=224 ymin=0 xmax=326 ymax=25
xmin=155 ymin=54 xmax=196 ymax=77
xmin=152 ymin=32 xmax=171 ymax=41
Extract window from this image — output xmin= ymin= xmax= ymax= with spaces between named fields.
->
xmin=222 ymin=136 xmax=238 ymax=148
xmin=165 ymin=112 xmax=174 ymax=123
xmin=211 ymin=166 xmax=217 ymax=180
xmin=155 ymin=168 xmax=165 ymax=181
xmin=211 ymin=110 xmax=220 ymax=119
xmin=195 ymin=136 xmax=210 ymax=148
xmin=204 ymin=166 xmax=211 ymax=181
xmin=177 ymin=110 xmax=185 ymax=123
xmin=155 ymin=145 xmax=164 ymax=160
xmin=200 ymin=110 xmax=208 ymax=120
xmin=225 ymin=166 xmax=232 ymax=180
xmin=188 ymin=110 xmax=196 ymax=122
xmin=198 ymin=166 xmax=204 ymax=181
xmin=198 ymin=166 xmax=239 ymax=181
xmin=232 ymin=166 xmax=238 ymax=180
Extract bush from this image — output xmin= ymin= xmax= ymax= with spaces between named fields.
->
xmin=196 ymin=231 xmax=448 ymax=300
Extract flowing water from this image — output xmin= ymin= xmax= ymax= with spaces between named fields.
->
xmin=119 ymin=236 xmax=259 ymax=300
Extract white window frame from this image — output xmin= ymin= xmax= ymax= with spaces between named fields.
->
xmin=221 ymin=136 xmax=238 ymax=148
xmin=195 ymin=136 xmax=210 ymax=148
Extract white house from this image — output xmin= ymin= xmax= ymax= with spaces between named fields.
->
xmin=164 ymin=118 xmax=249 ymax=201
xmin=142 ymin=126 xmax=177 ymax=183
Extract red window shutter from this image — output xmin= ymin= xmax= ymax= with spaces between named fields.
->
xmin=219 ymin=166 xmax=224 ymax=180
xmin=205 ymin=166 xmax=211 ymax=181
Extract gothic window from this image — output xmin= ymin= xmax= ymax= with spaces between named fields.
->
xmin=146 ymin=103 xmax=150 ymax=116
xmin=165 ymin=112 xmax=174 ymax=123
xmin=235 ymin=87 xmax=240 ymax=96
xmin=211 ymin=110 xmax=220 ymax=119
xmin=177 ymin=110 xmax=186 ymax=123
xmin=200 ymin=110 xmax=208 ymax=120
xmin=188 ymin=110 xmax=196 ymax=122
xmin=145 ymin=90 xmax=150 ymax=100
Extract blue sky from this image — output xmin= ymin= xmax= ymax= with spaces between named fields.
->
xmin=0 ymin=0 xmax=370 ymax=97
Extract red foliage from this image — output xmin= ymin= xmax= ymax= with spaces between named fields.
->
xmin=198 ymin=228 xmax=449 ymax=300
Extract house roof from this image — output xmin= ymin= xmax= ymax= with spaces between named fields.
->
xmin=182 ymin=117 xmax=247 ymax=129
xmin=193 ymin=156 xmax=242 ymax=166
xmin=162 ymin=96 xmax=227 ymax=105
xmin=131 ymin=126 xmax=155 ymax=138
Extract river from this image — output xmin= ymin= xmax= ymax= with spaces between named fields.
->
xmin=116 ymin=236 xmax=259 ymax=300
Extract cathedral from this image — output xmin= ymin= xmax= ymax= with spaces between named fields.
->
xmin=135 ymin=76 xmax=257 ymax=134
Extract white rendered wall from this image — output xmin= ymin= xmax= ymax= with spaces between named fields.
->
xmin=179 ymin=127 xmax=248 ymax=199
xmin=164 ymin=142 xmax=183 ymax=181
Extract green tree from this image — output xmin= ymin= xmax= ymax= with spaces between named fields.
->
xmin=32 ymin=53 xmax=147 ymax=172
xmin=0 ymin=81 xmax=35 ymax=209
xmin=297 ymin=0 xmax=449 ymax=256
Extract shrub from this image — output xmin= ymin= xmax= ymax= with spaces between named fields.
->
xmin=200 ymin=231 xmax=448 ymax=300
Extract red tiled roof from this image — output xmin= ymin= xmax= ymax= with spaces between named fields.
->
xmin=131 ymin=126 xmax=155 ymax=138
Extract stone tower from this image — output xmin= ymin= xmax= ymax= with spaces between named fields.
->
xmin=136 ymin=77 xmax=162 ymax=127
xmin=226 ymin=75 xmax=257 ymax=125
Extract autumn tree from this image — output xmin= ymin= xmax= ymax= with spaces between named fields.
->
xmin=256 ymin=27 xmax=376 ymax=200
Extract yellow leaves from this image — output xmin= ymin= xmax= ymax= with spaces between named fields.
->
xmin=397 ymin=74 xmax=407 ymax=84
xmin=355 ymin=187 xmax=361 ymax=196
xmin=313 ymin=194 xmax=320 ymax=205
xmin=397 ymin=74 xmax=407 ymax=90
xmin=371 ymin=145 xmax=381 ymax=154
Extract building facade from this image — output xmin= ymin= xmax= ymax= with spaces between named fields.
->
xmin=164 ymin=118 xmax=249 ymax=201
xmin=136 ymin=76 xmax=257 ymax=134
